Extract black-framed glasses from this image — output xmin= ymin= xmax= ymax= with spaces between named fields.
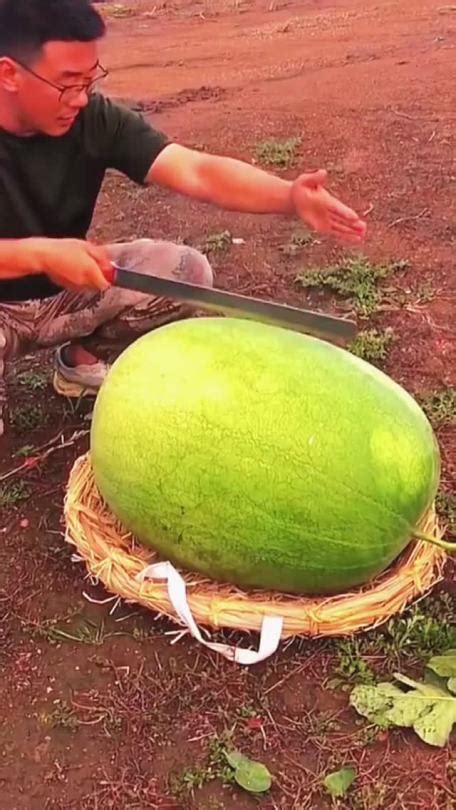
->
xmin=15 ymin=60 xmax=109 ymax=103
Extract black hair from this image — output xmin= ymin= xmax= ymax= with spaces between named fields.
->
xmin=0 ymin=0 xmax=106 ymax=63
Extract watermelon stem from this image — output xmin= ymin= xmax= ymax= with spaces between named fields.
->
xmin=412 ymin=529 xmax=456 ymax=552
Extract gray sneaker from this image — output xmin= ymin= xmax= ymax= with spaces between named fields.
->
xmin=53 ymin=344 xmax=109 ymax=398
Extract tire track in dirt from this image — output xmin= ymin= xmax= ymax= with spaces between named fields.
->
xmin=112 ymin=85 xmax=229 ymax=114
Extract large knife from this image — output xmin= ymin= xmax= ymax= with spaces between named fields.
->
xmin=105 ymin=264 xmax=357 ymax=344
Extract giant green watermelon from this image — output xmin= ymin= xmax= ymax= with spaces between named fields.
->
xmin=90 ymin=317 xmax=441 ymax=595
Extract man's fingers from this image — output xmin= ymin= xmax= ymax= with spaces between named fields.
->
xmin=330 ymin=210 xmax=366 ymax=227
xmin=85 ymin=243 xmax=112 ymax=289
xmin=74 ymin=255 xmax=110 ymax=290
xmin=308 ymin=218 xmax=362 ymax=241
xmin=87 ymin=262 xmax=110 ymax=291
xmin=312 ymin=209 xmax=365 ymax=233
xmin=327 ymin=198 xmax=363 ymax=222
xmin=328 ymin=208 xmax=367 ymax=233
xmin=39 ymin=239 xmax=113 ymax=291
xmin=330 ymin=224 xmax=365 ymax=242
xmin=332 ymin=214 xmax=366 ymax=235
xmin=310 ymin=191 xmax=367 ymax=235
xmin=332 ymin=219 xmax=367 ymax=237
xmin=87 ymin=243 xmax=113 ymax=271
xmin=302 ymin=184 xmax=359 ymax=223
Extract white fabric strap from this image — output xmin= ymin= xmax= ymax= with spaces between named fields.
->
xmin=136 ymin=561 xmax=283 ymax=665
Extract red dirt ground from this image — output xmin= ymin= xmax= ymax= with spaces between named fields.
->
xmin=0 ymin=1 xmax=455 ymax=808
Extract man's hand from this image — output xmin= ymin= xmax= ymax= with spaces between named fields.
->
xmin=27 ymin=238 xmax=111 ymax=290
xmin=291 ymin=170 xmax=366 ymax=243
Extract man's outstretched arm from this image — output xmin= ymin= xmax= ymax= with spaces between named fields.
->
xmin=147 ymin=143 xmax=366 ymax=243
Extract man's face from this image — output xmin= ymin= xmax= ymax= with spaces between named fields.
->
xmin=1 ymin=40 xmax=101 ymax=136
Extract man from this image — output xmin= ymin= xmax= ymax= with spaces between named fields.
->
xmin=0 ymin=0 xmax=366 ymax=436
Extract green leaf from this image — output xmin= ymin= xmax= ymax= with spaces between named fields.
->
xmin=349 ymin=682 xmax=401 ymax=728
xmin=448 ymin=678 xmax=456 ymax=695
xmin=424 ymin=667 xmax=449 ymax=691
xmin=323 ymin=765 xmax=357 ymax=797
xmin=234 ymin=759 xmax=272 ymax=793
xmin=224 ymin=749 xmax=272 ymax=794
xmin=224 ymin=749 xmax=248 ymax=769
xmin=427 ymin=650 xmax=456 ymax=678
xmin=350 ymin=671 xmax=456 ymax=747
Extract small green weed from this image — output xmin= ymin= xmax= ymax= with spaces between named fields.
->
xmin=334 ymin=639 xmax=376 ymax=685
xmin=131 ymin=624 xmax=155 ymax=641
xmin=387 ymin=280 xmax=436 ymax=308
xmin=305 ymin=710 xmax=343 ymax=736
xmin=335 ymin=594 xmax=454 ymax=668
xmin=381 ymin=595 xmax=456 ymax=660
xmin=351 ymin=724 xmax=381 ymax=748
xmin=14 ymin=444 xmax=36 ymax=458
xmin=328 ymin=596 xmax=455 ymax=690
xmin=10 ymin=403 xmax=49 ymax=433
xmin=201 ymin=230 xmax=232 ymax=255
xmin=296 ymin=256 xmax=408 ymax=316
xmin=436 ymin=490 xmax=456 ymax=537
xmin=411 ymin=280 xmax=436 ymax=304
xmin=280 ymin=228 xmax=318 ymax=256
xmin=169 ymin=767 xmax=208 ymax=797
xmin=253 ymin=137 xmax=301 ymax=168
xmin=207 ymin=734 xmax=236 ymax=784
xmin=237 ymin=702 xmax=259 ymax=720
xmin=169 ymin=733 xmax=234 ymax=799
xmin=16 ymin=369 xmax=48 ymax=391
xmin=40 ymin=700 xmax=79 ymax=731
xmin=61 ymin=390 xmax=88 ymax=418
xmin=420 ymin=388 xmax=456 ymax=425
xmin=0 ymin=480 xmax=31 ymax=509
xmin=27 ymin=617 xmax=124 ymax=646
xmin=199 ymin=800 xmax=226 ymax=810
xmin=349 ymin=328 xmax=394 ymax=364
xmin=352 ymin=781 xmax=389 ymax=810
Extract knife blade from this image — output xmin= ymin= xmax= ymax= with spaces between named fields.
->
xmin=107 ymin=264 xmax=357 ymax=344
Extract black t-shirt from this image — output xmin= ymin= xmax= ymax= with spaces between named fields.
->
xmin=0 ymin=94 xmax=169 ymax=301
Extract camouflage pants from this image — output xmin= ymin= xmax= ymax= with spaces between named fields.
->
xmin=0 ymin=239 xmax=213 ymax=436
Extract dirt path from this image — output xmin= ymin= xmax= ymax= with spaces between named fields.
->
xmin=0 ymin=2 xmax=455 ymax=808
